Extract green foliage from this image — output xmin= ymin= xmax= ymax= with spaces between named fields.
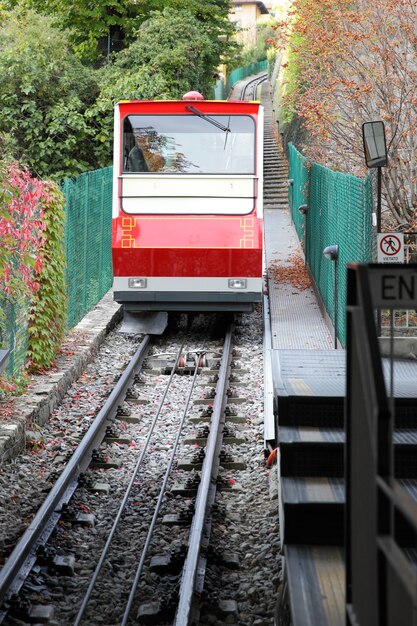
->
xmin=27 ymin=181 xmax=67 ymax=371
xmin=157 ymin=0 xmax=238 ymax=64
xmin=88 ymin=7 xmax=237 ymax=164
xmin=0 ymin=3 xmax=239 ymax=173
xmin=281 ymin=32 xmax=304 ymax=125
xmin=17 ymin=0 xmax=232 ymax=62
xmin=19 ymin=0 xmax=236 ymax=64
xmin=109 ymin=7 xmax=233 ymax=98
xmin=0 ymin=8 xmax=100 ymax=179
xmin=238 ymin=19 xmax=277 ymax=67
xmin=14 ymin=0 xmax=149 ymax=62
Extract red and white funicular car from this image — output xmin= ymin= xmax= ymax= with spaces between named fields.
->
xmin=112 ymin=94 xmax=264 ymax=313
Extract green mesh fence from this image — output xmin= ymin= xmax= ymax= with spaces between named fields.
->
xmin=63 ymin=167 xmax=113 ymax=329
xmin=226 ymin=59 xmax=268 ymax=95
xmin=0 ymin=296 xmax=30 ymax=377
xmin=288 ymin=144 xmax=373 ymax=345
xmin=213 ymin=78 xmax=226 ymax=100
xmin=288 ymin=145 xmax=309 ymax=240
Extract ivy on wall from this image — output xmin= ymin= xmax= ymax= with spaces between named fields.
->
xmin=28 ymin=181 xmax=67 ymax=372
xmin=0 ymin=163 xmax=67 ymax=388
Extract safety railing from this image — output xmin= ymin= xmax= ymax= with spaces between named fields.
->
xmin=287 ymin=143 xmax=373 ymax=346
xmin=346 ymin=264 xmax=417 ymax=625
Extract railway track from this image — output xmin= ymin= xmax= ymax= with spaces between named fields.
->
xmin=239 ymin=73 xmax=268 ymax=101
xmin=0 ymin=332 xmax=151 ymax=622
xmin=234 ymin=73 xmax=289 ymax=209
xmin=0 ymin=310 xmax=276 ymax=625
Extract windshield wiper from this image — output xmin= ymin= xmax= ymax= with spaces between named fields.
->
xmin=186 ymin=105 xmax=231 ymax=133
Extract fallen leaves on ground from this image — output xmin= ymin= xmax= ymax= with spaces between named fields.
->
xmin=269 ymin=251 xmax=311 ymax=291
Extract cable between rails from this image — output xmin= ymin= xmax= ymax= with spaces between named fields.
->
xmin=73 ymin=343 xmax=185 ymax=626
xmin=174 ymin=321 xmax=234 ymax=626
xmin=120 ymin=348 xmax=206 ymax=626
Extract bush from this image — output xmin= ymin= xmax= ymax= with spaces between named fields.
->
xmin=0 ymin=9 xmax=100 ymax=180
xmin=88 ymin=7 xmax=231 ymax=166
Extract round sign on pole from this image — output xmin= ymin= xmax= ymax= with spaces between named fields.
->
xmin=377 ymin=233 xmax=404 ymax=263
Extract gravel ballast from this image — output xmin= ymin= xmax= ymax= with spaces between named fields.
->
xmin=1 ymin=305 xmax=280 ymax=626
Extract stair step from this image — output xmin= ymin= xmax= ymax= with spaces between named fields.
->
xmin=282 ymin=476 xmax=417 ymax=546
xmin=281 ymin=476 xmax=344 ymax=544
xmin=279 ymin=426 xmax=344 ymax=477
xmin=279 ymin=425 xmax=417 ymax=477
xmin=284 ymin=544 xmax=345 ymax=626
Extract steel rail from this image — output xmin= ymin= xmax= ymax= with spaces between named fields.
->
xmin=120 ymin=350 xmax=205 ymax=626
xmin=0 ymin=335 xmax=151 ymax=610
xmin=174 ymin=320 xmax=234 ymax=625
xmin=73 ymin=342 xmax=185 ymax=626
xmin=241 ymin=73 xmax=268 ymax=101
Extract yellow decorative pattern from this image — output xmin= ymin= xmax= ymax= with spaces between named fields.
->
xmin=116 ymin=215 xmax=260 ymax=249
xmin=121 ymin=217 xmax=138 ymax=249
xmin=240 ymin=218 xmax=255 ymax=248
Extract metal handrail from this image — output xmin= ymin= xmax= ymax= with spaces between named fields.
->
xmin=377 ymin=476 xmax=417 ymax=533
xmin=346 ymin=264 xmax=417 ymax=625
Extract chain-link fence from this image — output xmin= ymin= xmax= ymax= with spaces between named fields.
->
xmin=226 ymin=60 xmax=268 ymax=96
xmin=0 ymin=296 xmax=30 ymax=377
xmin=213 ymin=59 xmax=269 ymax=100
xmin=1 ymin=167 xmax=113 ymax=377
xmin=63 ymin=167 xmax=113 ymax=329
xmin=288 ymin=144 xmax=374 ymax=345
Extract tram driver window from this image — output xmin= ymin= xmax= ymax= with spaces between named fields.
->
xmin=123 ymin=114 xmax=255 ymax=175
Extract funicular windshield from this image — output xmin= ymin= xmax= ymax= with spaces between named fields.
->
xmin=123 ymin=114 xmax=255 ymax=175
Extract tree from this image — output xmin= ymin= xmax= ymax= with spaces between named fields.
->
xmin=8 ymin=0 xmax=150 ymax=62
xmin=276 ymin=0 xmax=417 ymax=228
xmin=0 ymin=8 xmax=100 ymax=179
xmin=88 ymin=7 xmax=237 ymax=165
xmin=15 ymin=0 xmax=236 ymax=63
xmin=239 ymin=18 xmax=278 ymax=66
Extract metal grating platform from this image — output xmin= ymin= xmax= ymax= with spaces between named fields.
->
xmin=273 ymin=349 xmax=417 ymax=400
xmin=272 ymin=350 xmax=345 ymax=398
xmin=264 ymin=208 xmax=334 ymax=350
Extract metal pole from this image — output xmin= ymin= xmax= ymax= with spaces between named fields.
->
xmin=376 ymin=167 xmax=382 ymax=336
xmin=377 ymin=167 xmax=382 ymax=233
xmin=305 ymin=217 xmax=308 ymax=267
xmin=334 ymin=260 xmax=338 ymax=349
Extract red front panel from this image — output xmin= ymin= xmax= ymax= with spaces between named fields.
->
xmin=112 ymin=214 xmax=262 ymax=277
